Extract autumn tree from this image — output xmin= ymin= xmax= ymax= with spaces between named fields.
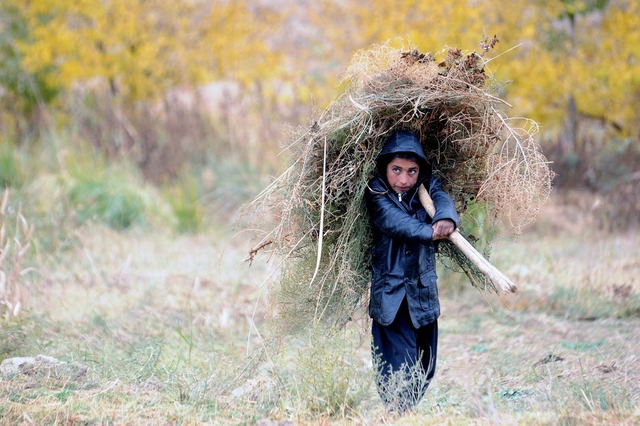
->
xmin=1 ymin=0 xmax=286 ymax=103
xmin=2 ymin=0 xmax=638 ymax=180
xmin=0 ymin=5 xmax=60 ymax=137
xmin=0 ymin=0 xmax=289 ymax=178
xmin=294 ymin=0 xmax=639 ymax=166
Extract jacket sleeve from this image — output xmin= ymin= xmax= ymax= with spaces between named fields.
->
xmin=366 ymin=186 xmax=434 ymax=242
xmin=428 ymin=176 xmax=460 ymax=228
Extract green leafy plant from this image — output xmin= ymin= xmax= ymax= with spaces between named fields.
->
xmin=67 ymin=167 xmax=147 ymax=230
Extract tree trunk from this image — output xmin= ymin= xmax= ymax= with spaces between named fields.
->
xmin=560 ymin=95 xmax=578 ymax=159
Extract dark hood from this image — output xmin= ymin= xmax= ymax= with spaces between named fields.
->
xmin=376 ymin=130 xmax=431 ymax=181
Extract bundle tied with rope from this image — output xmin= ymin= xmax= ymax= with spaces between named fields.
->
xmin=248 ymin=38 xmax=553 ymax=334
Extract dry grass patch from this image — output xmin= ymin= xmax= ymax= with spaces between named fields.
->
xmin=488 ymin=194 xmax=640 ymax=320
xmin=0 ymin=210 xmax=639 ymax=424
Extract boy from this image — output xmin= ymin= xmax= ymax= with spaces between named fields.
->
xmin=365 ymin=130 xmax=459 ymax=412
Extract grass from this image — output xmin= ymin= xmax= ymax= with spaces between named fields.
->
xmin=164 ymin=175 xmax=204 ymax=234
xmin=0 ymin=194 xmax=639 ymax=424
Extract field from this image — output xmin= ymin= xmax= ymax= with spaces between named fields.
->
xmin=1 ymin=192 xmax=639 ymax=425
xmin=2 ymin=1 xmax=640 ymax=424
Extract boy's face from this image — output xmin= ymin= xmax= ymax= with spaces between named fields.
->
xmin=386 ymin=157 xmax=419 ymax=194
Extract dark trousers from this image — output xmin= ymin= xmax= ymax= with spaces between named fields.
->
xmin=371 ymin=298 xmax=438 ymax=412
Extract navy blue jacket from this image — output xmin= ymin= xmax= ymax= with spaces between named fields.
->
xmin=365 ymin=133 xmax=459 ymax=328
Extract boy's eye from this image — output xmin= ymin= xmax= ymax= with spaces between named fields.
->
xmin=392 ymin=167 xmax=401 ymax=173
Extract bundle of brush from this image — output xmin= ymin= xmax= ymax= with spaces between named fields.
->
xmin=249 ymin=37 xmax=553 ymax=333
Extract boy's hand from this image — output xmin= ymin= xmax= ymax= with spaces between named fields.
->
xmin=432 ymin=219 xmax=455 ymax=240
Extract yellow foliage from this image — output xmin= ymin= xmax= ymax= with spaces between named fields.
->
xmin=199 ymin=0 xmax=283 ymax=85
xmin=296 ymin=0 xmax=640 ymax=136
xmin=6 ymin=0 xmax=284 ymax=102
xmin=2 ymin=0 xmax=639 ymax=136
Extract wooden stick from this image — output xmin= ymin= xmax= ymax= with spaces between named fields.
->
xmin=418 ymin=185 xmax=517 ymax=293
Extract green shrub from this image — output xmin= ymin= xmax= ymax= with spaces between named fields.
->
xmin=26 ymin=166 xmax=176 ymax=244
xmin=66 ymin=163 xmax=150 ymax=230
xmin=69 ymin=178 xmax=145 ymax=230
xmin=0 ymin=140 xmax=22 ymax=188
xmin=164 ymin=175 xmax=203 ymax=234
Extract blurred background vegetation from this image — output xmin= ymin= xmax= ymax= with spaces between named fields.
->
xmin=0 ymin=0 xmax=638 ymax=239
